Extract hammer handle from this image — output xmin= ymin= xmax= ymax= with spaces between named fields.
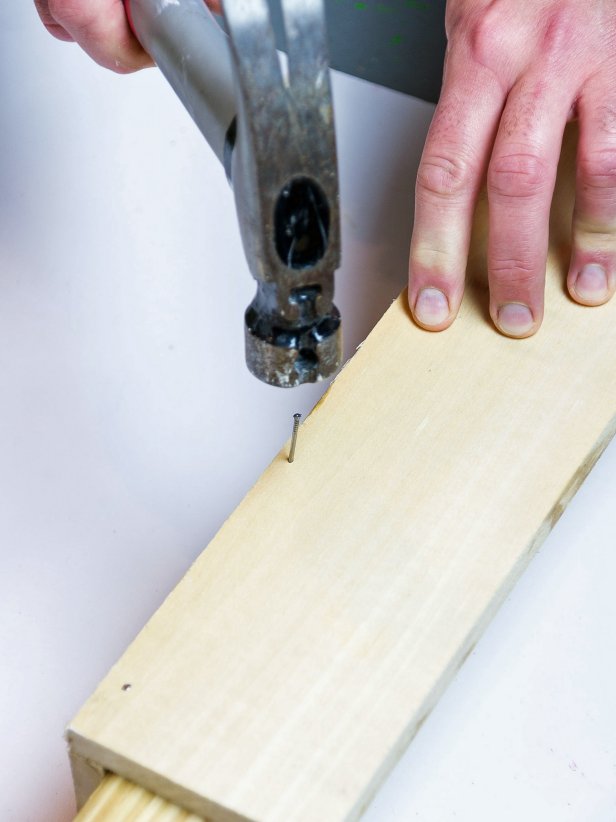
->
xmin=125 ymin=0 xmax=236 ymax=165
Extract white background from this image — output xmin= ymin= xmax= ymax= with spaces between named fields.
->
xmin=1 ymin=5 xmax=615 ymax=821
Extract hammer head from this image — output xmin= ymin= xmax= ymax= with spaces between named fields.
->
xmin=224 ymin=0 xmax=342 ymax=388
xmin=244 ymin=177 xmax=341 ymax=388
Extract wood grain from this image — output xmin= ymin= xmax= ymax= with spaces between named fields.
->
xmin=69 ymin=129 xmax=616 ymax=821
xmin=74 ymin=774 xmax=203 ymax=821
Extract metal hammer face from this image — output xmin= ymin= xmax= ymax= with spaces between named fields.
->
xmin=223 ymin=0 xmax=342 ymax=388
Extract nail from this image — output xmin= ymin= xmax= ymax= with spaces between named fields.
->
xmin=288 ymin=413 xmax=301 ymax=464
xmin=496 ymin=303 xmax=534 ymax=337
xmin=414 ymin=287 xmax=449 ymax=327
xmin=573 ymin=264 xmax=608 ymax=303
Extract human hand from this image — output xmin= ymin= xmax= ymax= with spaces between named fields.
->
xmin=35 ymin=0 xmax=222 ymax=74
xmin=34 ymin=0 xmax=153 ymax=72
xmin=409 ymin=0 xmax=616 ymax=337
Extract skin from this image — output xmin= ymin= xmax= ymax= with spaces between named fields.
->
xmin=410 ymin=0 xmax=616 ymax=337
xmin=34 ymin=0 xmax=221 ymax=72
xmin=37 ymin=0 xmax=616 ymax=338
xmin=34 ymin=0 xmax=153 ymax=72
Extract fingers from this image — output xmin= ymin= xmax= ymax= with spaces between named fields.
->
xmin=37 ymin=0 xmax=221 ymax=71
xmin=408 ymin=56 xmax=505 ymax=331
xmin=486 ymin=77 xmax=571 ymax=337
xmin=34 ymin=0 xmax=74 ymax=42
xmin=43 ymin=0 xmax=153 ymax=72
xmin=567 ymin=74 xmax=616 ymax=307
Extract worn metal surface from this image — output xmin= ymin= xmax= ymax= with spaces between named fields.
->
xmin=224 ymin=0 xmax=342 ymax=387
xmin=127 ymin=0 xmax=342 ymax=387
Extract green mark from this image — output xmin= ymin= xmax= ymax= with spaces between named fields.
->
xmin=354 ymin=1 xmax=366 ymax=8
xmin=391 ymin=34 xmax=403 ymax=45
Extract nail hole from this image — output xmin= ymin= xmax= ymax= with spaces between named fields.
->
xmin=121 ymin=683 xmax=132 ymax=692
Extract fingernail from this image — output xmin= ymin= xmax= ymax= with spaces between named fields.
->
xmin=573 ymin=264 xmax=608 ymax=302
xmin=496 ymin=303 xmax=534 ymax=337
xmin=414 ymin=288 xmax=450 ymax=327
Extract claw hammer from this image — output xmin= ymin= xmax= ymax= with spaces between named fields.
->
xmin=124 ymin=0 xmax=342 ymax=387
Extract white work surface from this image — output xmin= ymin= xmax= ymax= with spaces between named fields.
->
xmin=2 ymin=6 xmax=615 ymax=822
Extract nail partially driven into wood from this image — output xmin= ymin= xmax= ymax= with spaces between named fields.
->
xmin=288 ymin=413 xmax=302 ymax=463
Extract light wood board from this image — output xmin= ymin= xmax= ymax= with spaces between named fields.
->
xmin=69 ymin=130 xmax=616 ymax=821
xmin=74 ymin=774 xmax=203 ymax=821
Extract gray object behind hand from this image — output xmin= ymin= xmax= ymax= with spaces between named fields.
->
xmin=268 ymin=0 xmax=446 ymax=103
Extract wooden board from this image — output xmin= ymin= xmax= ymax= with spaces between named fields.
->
xmin=68 ymin=129 xmax=616 ymax=821
xmin=74 ymin=774 xmax=202 ymax=821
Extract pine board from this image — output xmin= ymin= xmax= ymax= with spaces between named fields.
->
xmin=69 ymin=131 xmax=616 ymax=821
xmin=74 ymin=774 xmax=203 ymax=821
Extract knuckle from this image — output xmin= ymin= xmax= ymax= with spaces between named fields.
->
xmin=466 ymin=9 xmax=505 ymax=71
xmin=411 ymin=242 xmax=456 ymax=273
xmin=572 ymin=221 xmax=616 ymax=253
xmin=539 ymin=8 xmax=577 ymax=58
xmin=490 ymin=258 xmax=537 ymax=288
xmin=488 ymin=152 xmax=552 ymax=200
xmin=578 ymin=149 xmax=616 ymax=191
xmin=445 ymin=10 xmax=512 ymax=93
xmin=416 ymin=153 xmax=473 ymax=200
